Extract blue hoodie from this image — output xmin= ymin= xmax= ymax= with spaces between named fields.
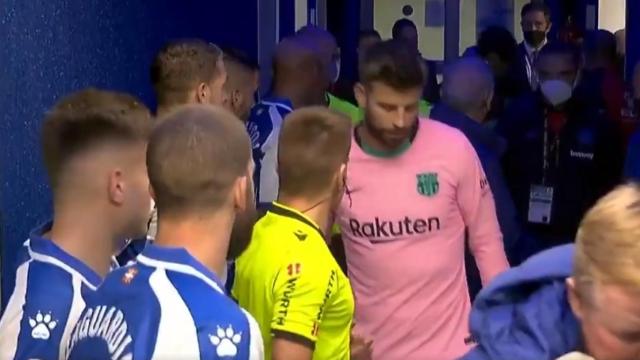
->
xmin=461 ymin=245 xmax=583 ymax=360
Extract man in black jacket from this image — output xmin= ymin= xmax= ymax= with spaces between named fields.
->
xmin=516 ymin=2 xmax=552 ymax=91
xmin=498 ymin=41 xmax=623 ymax=254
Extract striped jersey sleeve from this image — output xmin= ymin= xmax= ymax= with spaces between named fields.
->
xmin=66 ymin=250 xmax=263 ymax=360
xmin=246 ymin=99 xmax=292 ymax=204
xmin=0 ymin=244 xmax=95 ymax=360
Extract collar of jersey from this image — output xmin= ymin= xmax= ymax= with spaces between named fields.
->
xmin=28 ymin=221 xmax=102 ymax=288
xmin=260 ymin=96 xmax=293 ymax=112
xmin=354 ymin=120 xmax=419 ymax=158
xmin=137 ymin=244 xmax=225 ymax=294
xmin=269 ymin=202 xmax=324 ymax=239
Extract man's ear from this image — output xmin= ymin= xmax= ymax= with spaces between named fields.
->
xmin=566 ymin=277 xmax=585 ymax=321
xmin=486 ymin=90 xmax=495 ymax=111
xmin=233 ymin=175 xmax=249 ymax=213
xmin=232 ymin=89 xmax=242 ymax=109
xmin=196 ymin=82 xmax=210 ymax=104
xmin=354 ymin=83 xmax=366 ymax=109
xmin=108 ymin=169 xmax=125 ymax=206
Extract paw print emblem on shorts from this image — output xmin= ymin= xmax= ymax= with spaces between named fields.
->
xmin=29 ymin=311 xmax=57 ymax=340
xmin=209 ymin=325 xmax=242 ymax=357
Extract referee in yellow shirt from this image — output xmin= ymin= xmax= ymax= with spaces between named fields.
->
xmin=232 ymin=107 xmax=369 ymax=360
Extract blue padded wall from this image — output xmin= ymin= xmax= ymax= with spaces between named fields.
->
xmin=0 ymin=0 xmax=258 ymax=306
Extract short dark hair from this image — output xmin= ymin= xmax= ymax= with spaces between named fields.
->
xmin=538 ymin=41 xmax=581 ymax=67
xmin=221 ymin=47 xmax=260 ymax=72
xmin=392 ymin=18 xmax=416 ymax=40
xmin=278 ymin=107 xmax=351 ymax=197
xmin=359 ymin=39 xmax=425 ymax=90
xmin=477 ymin=26 xmax=518 ymax=64
xmin=42 ymin=88 xmax=152 ymax=190
xmin=148 ymin=105 xmax=250 ymax=215
xmin=359 ymin=29 xmax=381 ymax=42
xmin=521 ymin=1 xmax=551 ymax=19
xmin=150 ymin=39 xmax=224 ymax=108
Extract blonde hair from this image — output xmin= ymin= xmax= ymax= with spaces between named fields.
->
xmin=574 ymin=183 xmax=640 ymax=295
xmin=278 ymin=107 xmax=351 ymax=197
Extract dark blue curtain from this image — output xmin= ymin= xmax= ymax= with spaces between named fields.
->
xmin=0 ymin=0 xmax=258 ymax=306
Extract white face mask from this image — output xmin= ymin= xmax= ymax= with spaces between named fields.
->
xmin=540 ymin=79 xmax=573 ymax=106
xmin=149 ymin=198 xmax=156 ymax=216
xmin=332 ymin=59 xmax=341 ymax=84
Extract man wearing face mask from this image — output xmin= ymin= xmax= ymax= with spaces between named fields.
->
xmin=499 ymin=41 xmax=624 ymax=254
xmin=517 ymin=2 xmax=552 ymax=91
xmin=623 ymin=62 xmax=640 ymax=180
xmin=232 ymin=107 xmax=370 ymax=360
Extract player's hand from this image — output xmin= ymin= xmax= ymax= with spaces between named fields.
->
xmin=350 ymin=332 xmax=373 ymax=360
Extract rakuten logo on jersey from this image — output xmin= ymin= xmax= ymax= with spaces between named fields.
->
xmin=348 ymin=216 xmax=441 ymax=242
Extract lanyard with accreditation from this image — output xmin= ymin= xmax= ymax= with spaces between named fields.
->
xmin=528 ymin=110 xmax=566 ymax=225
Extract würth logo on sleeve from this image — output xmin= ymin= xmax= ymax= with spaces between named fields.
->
xmin=417 ymin=173 xmax=439 ymax=197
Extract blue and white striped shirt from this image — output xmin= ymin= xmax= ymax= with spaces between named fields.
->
xmin=246 ymin=97 xmax=293 ymax=204
xmin=0 ymin=222 xmax=101 ymax=360
xmin=65 ymin=244 xmax=263 ymax=360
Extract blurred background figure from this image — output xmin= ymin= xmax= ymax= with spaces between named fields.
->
xmin=517 ymin=1 xmax=553 ymax=91
xmin=391 ymin=18 xmax=440 ymax=103
xmin=246 ymin=36 xmax=326 ymax=205
xmin=296 ymin=25 xmax=362 ymax=124
xmin=624 ymin=61 xmax=640 ymax=181
xmin=477 ymin=26 xmax=531 ymax=123
xmin=499 ymin=41 xmax=623 ymax=254
xmin=580 ymin=30 xmax=625 ymax=129
xmin=333 ymin=29 xmax=382 ymax=104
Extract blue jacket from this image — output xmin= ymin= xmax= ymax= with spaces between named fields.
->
xmin=498 ymin=92 xmax=623 ymax=246
xmin=625 ymin=129 xmax=640 ymax=181
xmin=461 ymin=245 xmax=582 ymax=360
xmin=431 ymin=104 xmax=521 ymax=264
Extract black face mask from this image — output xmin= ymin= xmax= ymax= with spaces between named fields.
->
xmin=523 ymin=30 xmax=547 ymax=47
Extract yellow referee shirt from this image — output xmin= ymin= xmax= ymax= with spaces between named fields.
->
xmin=232 ymin=202 xmax=354 ymax=360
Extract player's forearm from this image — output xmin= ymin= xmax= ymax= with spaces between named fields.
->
xmin=271 ymin=336 xmax=313 ymax=360
xmin=470 ymin=233 xmax=510 ymax=285
xmin=468 ymin=203 xmax=510 ymax=285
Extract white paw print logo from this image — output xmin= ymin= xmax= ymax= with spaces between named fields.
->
xmin=209 ymin=325 xmax=242 ymax=357
xmin=29 ymin=311 xmax=57 ymax=340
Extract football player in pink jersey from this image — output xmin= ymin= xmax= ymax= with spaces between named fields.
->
xmin=335 ymin=39 xmax=510 ymax=359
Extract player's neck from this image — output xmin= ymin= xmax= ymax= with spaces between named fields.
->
xmin=49 ymin=204 xmax=116 ymax=278
xmin=357 ymin=124 xmax=409 ymax=154
xmin=154 ymin=214 xmax=232 ymax=279
xmin=277 ymin=196 xmax=332 ymax=239
xmin=273 ymin=82 xmax=313 ymax=109
xmin=156 ymin=103 xmax=181 ymax=118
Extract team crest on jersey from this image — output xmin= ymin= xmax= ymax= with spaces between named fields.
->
xmin=122 ymin=267 xmax=138 ymax=284
xmin=417 ymin=173 xmax=439 ymax=197
xmin=29 ymin=311 xmax=57 ymax=340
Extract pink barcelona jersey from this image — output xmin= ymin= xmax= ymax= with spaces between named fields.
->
xmin=336 ymin=118 xmax=509 ymax=360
